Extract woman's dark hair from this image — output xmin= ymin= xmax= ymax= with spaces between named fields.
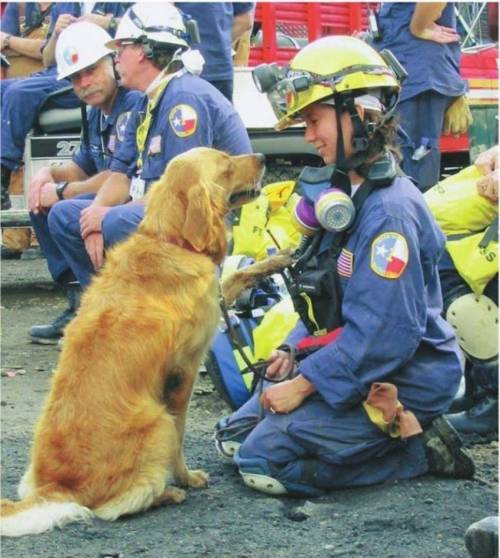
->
xmin=356 ymin=110 xmax=401 ymax=177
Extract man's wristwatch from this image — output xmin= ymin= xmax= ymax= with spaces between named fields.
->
xmin=55 ymin=181 xmax=69 ymax=200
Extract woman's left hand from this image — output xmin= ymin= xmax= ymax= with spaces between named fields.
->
xmin=260 ymin=375 xmax=315 ymax=414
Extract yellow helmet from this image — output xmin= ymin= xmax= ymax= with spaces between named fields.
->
xmin=256 ymin=36 xmax=402 ymax=131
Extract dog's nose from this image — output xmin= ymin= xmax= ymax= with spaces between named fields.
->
xmin=254 ymin=153 xmax=266 ymax=165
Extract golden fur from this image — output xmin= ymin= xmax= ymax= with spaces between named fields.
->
xmin=0 ymin=147 xmax=264 ymax=536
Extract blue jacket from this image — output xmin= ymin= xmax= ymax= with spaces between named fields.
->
xmin=110 ymin=71 xmax=252 ymax=189
xmin=73 ymin=87 xmax=141 ymax=176
xmin=375 ymin=2 xmax=466 ymax=102
xmin=0 ymin=3 xmax=49 ymax=35
xmin=180 ymin=3 xmax=254 ymax=82
xmin=297 ymin=176 xmax=462 ymax=422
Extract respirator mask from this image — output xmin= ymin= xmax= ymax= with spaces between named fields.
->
xmin=293 ymin=166 xmax=355 ymax=236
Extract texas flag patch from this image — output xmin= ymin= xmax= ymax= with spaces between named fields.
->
xmin=169 ymin=104 xmax=198 ymax=137
xmin=370 ymin=232 xmax=409 ymax=279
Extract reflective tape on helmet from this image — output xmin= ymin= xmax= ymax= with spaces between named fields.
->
xmin=446 ymin=294 xmax=499 ymax=359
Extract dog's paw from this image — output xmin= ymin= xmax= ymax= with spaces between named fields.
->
xmin=186 ymin=469 xmax=209 ymax=489
xmin=154 ymin=486 xmax=187 ymax=506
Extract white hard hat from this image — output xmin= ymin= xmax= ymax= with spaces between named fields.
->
xmin=56 ymin=22 xmax=113 ymax=80
xmin=106 ymin=3 xmax=189 ymax=51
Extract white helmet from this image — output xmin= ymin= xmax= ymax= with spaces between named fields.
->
xmin=56 ymin=22 xmax=113 ymax=80
xmin=106 ymin=3 xmax=189 ymax=51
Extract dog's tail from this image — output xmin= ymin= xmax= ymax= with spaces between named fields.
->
xmin=0 ymin=488 xmax=93 ymax=537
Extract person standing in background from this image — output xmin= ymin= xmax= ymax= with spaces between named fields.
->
xmin=374 ymin=2 xmax=472 ymax=192
xmin=180 ymin=2 xmax=254 ymax=101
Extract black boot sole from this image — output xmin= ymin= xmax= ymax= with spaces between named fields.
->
xmin=432 ymin=416 xmax=475 ymax=479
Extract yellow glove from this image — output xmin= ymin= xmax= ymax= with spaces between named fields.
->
xmin=443 ymin=95 xmax=473 ymax=136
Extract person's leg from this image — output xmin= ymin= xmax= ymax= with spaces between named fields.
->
xmin=28 ymin=197 xmax=95 ymax=343
xmin=1 ymin=75 xmax=78 ymax=208
xmin=101 ymin=203 xmax=145 ymax=247
xmin=397 ymin=91 xmax=451 ymax=192
xmin=48 ymin=198 xmax=96 ymax=288
xmin=233 ymin=397 xmax=430 ymax=496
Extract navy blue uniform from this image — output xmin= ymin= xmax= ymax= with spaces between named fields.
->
xmin=1 ymin=3 xmax=127 ymax=172
xmin=374 ymin=3 xmax=466 ymax=191
xmin=226 ymin=176 xmax=462 ymax=495
xmin=31 ymin=87 xmax=140 ymax=284
xmin=179 ymin=2 xmax=254 ymax=101
xmin=0 ymin=3 xmax=48 ymax=35
xmin=48 ymin=71 xmax=252 ymax=288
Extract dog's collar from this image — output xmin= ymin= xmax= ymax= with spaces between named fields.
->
xmin=165 ymin=236 xmax=201 ymax=254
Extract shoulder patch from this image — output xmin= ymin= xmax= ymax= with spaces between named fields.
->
xmin=169 ymin=104 xmax=198 ymax=137
xmin=370 ymin=232 xmax=408 ymax=279
xmin=115 ymin=111 xmax=131 ymax=142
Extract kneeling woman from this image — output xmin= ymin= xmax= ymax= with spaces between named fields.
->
xmin=215 ymin=36 xmax=474 ymax=496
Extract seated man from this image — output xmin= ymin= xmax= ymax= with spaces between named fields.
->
xmin=48 ymin=2 xmax=252 ymax=290
xmin=1 ymin=2 xmax=128 ymax=209
xmin=28 ymin=21 xmax=141 ymax=344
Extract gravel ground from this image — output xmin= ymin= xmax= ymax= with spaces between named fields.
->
xmin=1 ymin=256 xmax=497 ymax=558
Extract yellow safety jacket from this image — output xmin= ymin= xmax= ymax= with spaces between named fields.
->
xmin=424 ymin=165 xmax=498 ymax=295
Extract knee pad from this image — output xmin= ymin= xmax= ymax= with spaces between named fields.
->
xmin=446 ymin=294 xmax=498 ymax=360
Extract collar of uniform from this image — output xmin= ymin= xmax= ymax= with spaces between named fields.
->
xmin=145 ymin=69 xmax=180 ymax=101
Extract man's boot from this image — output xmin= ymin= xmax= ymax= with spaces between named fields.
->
xmin=1 ymin=165 xmax=12 ymax=210
xmin=422 ymin=416 xmax=475 ymax=479
xmin=447 ymin=357 xmax=499 ymax=435
xmin=447 ymin=397 xmax=498 ymax=436
xmin=29 ymin=282 xmax=81 ymax=344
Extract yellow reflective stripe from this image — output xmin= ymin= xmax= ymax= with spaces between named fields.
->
xmin=233 ymin=347 xmax=255 ymax=389
xmin=299 ymin=292 xmax=326 ymax=336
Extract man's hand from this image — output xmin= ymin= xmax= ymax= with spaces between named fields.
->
xmin=80 ymin=204 xmax=110 ymax=238
xmin=260 ymin=375 xmax=315 ymax=414
xmin=29 ymin=167 xmax=54 ymax=213
xmin=475 ymin=146 xmax=499 ymax=176
xmin=54 ymin=14 xmax=77 ymax=36
xmin=265 ymin=349 xmax=297 ymax=380
xmin=78 ymin=13 xmax=112 ymax=29
xmin=39 ymin=183 xmax=59 ymax=210
xmin=84 ymin=231 xmax=105 ymax=270
xmin=412 ymin=22 xmax=460 ymax=43
xmin=477 ymin=169 xmax=499 ymax=203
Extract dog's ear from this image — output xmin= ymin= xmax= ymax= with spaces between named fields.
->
xmin=182 ymin=181 xmax=215 ymax=252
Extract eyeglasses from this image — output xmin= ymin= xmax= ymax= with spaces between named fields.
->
xmin=114 ymin=41 xmax=138 ymax=57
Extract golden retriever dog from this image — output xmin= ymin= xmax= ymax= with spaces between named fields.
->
xmin=0 ymin=147 xmax=265 ymax=537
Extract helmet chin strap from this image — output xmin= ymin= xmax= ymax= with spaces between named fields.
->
xmin=331 ymin=93 xmax=370 ymax=195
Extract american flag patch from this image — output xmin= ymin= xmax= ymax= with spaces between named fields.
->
xmin=337 ymin=248 xmax=354 ymax=278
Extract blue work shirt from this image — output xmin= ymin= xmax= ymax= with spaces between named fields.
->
xmin=0 ymin=3 xmax=49 ymax=35
xmin=44 ymin=3 xmax=128 ymax=70
xmin=73 ymin=86 xmax=141 ymax=177
xmin=375 ymin=2 xmax=466 ymax=102
xmin=297 ymin=176 xmax=462 ymax=422
xmin=110 ymin=71 xmax=252 ymax=190
xmin=179 ymin=3 xmax=254 ymax=82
